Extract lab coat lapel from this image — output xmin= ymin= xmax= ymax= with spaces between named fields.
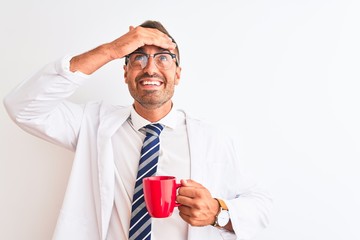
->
xmin=185 ymin=115 xmax=207 ymax=189
xmin=97 ymin=105 xmax=132 ymax=239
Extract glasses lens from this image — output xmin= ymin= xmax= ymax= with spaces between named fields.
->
xmin=154 ymin=53 xmax=173 ymax=69
xmin=129 ymin=53 xmax=147 ymax=69
xmin=128 ymin=52 xmax=176 ymax=70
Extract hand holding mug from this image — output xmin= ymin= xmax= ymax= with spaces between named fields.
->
xmin=176 ymin=179 xmax=219 ymax=227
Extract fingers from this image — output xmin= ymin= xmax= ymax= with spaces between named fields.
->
xmin=176 ymin=179 xmax=219 ymax=227
xmin=177 ymin=197 xmax=218 ymax=227
xmin=178 ymin=209 xmax=213 ymax=227
xmin=180 ymin=179 xmax=203 ymax=187
xmin=133 ymin=26 xmax=176 ymax=50
xmin=109 ymin=25 xmax=176 ymax=60
xmin=178 ymin=201 xmax=216 ymax=227
xmin=177 ymin=179 xmax=205 ymax=200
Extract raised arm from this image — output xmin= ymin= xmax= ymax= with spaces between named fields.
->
xmin=69 ymin=26 xmax=176 ymax=74
xmin=3 ymin=25 xmax=177 ymax=150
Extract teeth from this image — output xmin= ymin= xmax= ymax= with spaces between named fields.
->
xmin=142 ymin=81 xmax=161 ymax=86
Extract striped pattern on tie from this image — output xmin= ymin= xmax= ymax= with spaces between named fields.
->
xmin=129 ymin=123 xmax=164 ymax=240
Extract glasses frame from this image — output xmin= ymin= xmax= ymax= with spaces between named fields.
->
xmin=125 ymin=51 xmax=179 ymax=70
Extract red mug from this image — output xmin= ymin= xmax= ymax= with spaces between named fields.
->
xmin=142 ymin=176 xmax=181 ymax=218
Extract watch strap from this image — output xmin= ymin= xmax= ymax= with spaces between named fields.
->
xmin=215 ymin=198 xmax=228 ymax=210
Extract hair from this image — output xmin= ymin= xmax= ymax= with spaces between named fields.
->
xmin=139 ymin=20 xmax=180 ymax=65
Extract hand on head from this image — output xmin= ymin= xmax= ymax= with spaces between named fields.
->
xmin=108 ymin=25 xmax=176 ymax=60
xmin=70 ymin=20 xmax=178 ymax=75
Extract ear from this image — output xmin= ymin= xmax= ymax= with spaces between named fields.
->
xmin=174 ymin=66 xmax=182 ymax=85
xmin=123 ymin=65 xmax=128 ymax=83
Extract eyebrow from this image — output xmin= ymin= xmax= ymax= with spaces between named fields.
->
xmin=134 ymin=47 xmax=171 ymax=53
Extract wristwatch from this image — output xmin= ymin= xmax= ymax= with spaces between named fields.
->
xmin=212 ymin=198 xmax=230 ymax=228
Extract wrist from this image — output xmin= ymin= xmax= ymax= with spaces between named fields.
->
xmin=70 ymin=44 xmax=114 ymax=74
xmin=212 ymin=198 xmax=230 ymax=228
xmin=106 ymin=39 xmax=131 ymax=61
xmin=104 ymin=42 xmax=121 ymax=61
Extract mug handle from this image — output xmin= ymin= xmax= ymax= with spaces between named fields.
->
xmin=175 ymin=183 xmax=182 ymax=207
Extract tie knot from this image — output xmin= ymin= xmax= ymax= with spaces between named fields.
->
xmin=143 ymin=123 xmax=164 ymax=137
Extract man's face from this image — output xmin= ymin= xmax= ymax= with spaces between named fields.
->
xmin=124 ymin=45 xmax=181 ymax=110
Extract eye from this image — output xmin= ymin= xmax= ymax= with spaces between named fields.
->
xmin=133 ymin=54 xmax=147 ymax=62
xmin=157 ymin=54 xmax=171 ymax=62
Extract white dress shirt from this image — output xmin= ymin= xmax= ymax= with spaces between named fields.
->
xmin=106 ymin=106 xmax=190 ymax=240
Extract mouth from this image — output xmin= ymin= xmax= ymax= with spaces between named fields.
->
xmin=138 ymin=78 xmax=164 ymax=89
xmin=139 ymin=80 xmax=163 ymax=86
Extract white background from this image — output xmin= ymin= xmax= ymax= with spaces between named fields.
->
xmin=1 ymin=0 xmax=360 ymax=239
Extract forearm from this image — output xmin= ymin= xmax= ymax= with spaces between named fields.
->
xmin=4 ymin=57 xmax=84 ymax=119
xmin=70 ymin=43 xmax=115 ymax=75
xmin=3 ymin=58 xmax=86 ymax=149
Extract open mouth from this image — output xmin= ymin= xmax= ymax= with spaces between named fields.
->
xmin=139 ymin=80 xmax=163 ymax=86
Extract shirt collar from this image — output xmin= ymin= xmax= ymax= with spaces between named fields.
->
xmin=130 ymin=104 xmax=178 ymax=131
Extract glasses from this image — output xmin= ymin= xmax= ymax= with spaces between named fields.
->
xmin=125 ymin=52 xmax=179 ymax=70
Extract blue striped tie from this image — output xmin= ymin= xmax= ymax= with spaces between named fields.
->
xmin=129 ymin=123 xmax=164 ymax=240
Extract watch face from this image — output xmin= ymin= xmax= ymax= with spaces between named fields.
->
xmin=217 ymin=210 xmax=230 ymax=227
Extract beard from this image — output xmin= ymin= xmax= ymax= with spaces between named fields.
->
xmin=127 ymin=72 xmax=177 ymax=110
xmin=131 ymin=88 xmax=174 ymax=110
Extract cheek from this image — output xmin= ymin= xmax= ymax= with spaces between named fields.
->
xmin=124 ymin=71 xmax=136 ymax=84
xmin=124 ymin=66 xmax=137 ymax=84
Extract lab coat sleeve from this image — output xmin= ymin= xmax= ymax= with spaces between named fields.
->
xmin=224 ymin=183 xmax=273 ymax=240
xmin=223 ymin=139 xmax=273 ymax=240
xmin=3 ymin=56 xmax=89 ymax=151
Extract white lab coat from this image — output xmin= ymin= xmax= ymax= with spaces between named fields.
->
xmin=3 ymin=59 xmax=273 ymax=240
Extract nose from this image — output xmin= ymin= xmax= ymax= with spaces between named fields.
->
xmin=142 ymin=56 xmax=157 ymax=74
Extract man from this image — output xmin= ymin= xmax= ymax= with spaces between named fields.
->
xmin=4 ymin=20 xmax=272 ymax=240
